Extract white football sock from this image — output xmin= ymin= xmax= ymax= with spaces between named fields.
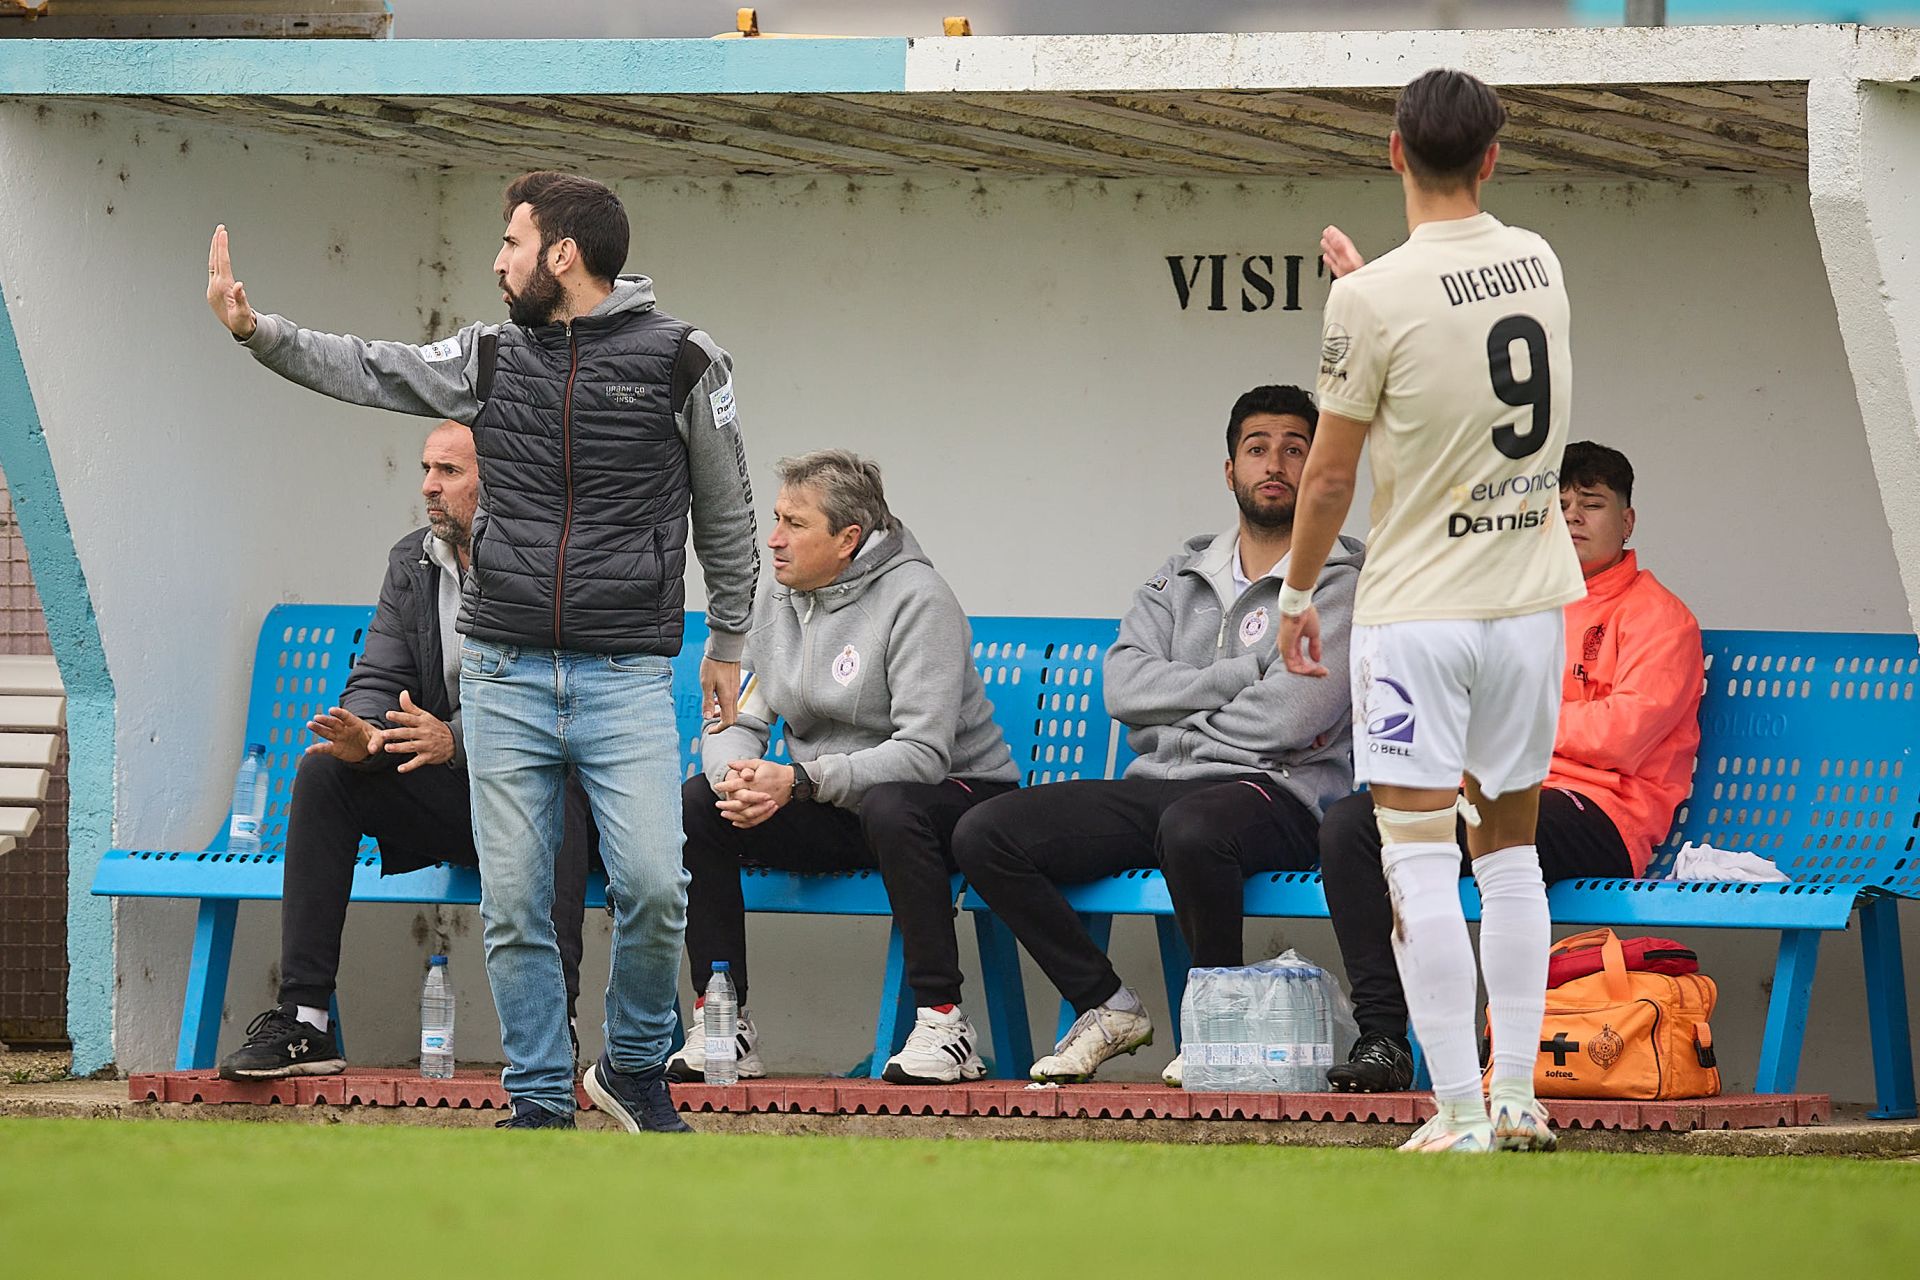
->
xmin=295 ymin=1005 xmax=330 ymax=1033
xmin=1383 ymin=840 xmax=1485 ymax=1111
xmin=1102 ymin=985 xmax=1143 ymax=1014
xmin=1474 ymin=844 xmax=1550 ymax=1089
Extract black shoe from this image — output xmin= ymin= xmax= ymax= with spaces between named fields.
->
xmin=217 ymin=1004 xmax=345 ymax=1080
xmin=582 ymin=1049 xmax=693 ymax=1133
xmin=1327 ymin=1032 xmax=1415 ymax=1093
xmin=494 ymin=1099 xmax=577 ymax=1129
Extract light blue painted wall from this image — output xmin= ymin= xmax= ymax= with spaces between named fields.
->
xmin=0 ymin=288 xmax=115 ymax=1074
xmin=0 ymin=36 xmax=908 ymax=95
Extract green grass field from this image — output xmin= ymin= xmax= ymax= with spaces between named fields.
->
xmin=4 ymin=1118 xmax=1917 ymax=1277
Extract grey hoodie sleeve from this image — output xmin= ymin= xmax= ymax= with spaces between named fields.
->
xmin=673 ymin=331 xmax=759 ymax=664
xmin=806 ymin=580 xmax=964 ymax=807
xmin=1103 ymin=557 xmax=1261 ymax=728
xmin=1197 ymin=562 xmax=1358 ymax=760
xmin=240 ymin=314 xmax=491 ymax=424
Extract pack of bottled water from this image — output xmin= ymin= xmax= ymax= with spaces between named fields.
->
xmin=1180 ymin=951 xmax=1351 ymax=1092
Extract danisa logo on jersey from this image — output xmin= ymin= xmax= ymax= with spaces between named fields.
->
xmin=1446 ymin=466 xmax=1559 ymax=539
xmin=1365 ymin=676 xmax=1417 ymax=755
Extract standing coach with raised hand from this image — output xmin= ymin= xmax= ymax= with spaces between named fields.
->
xmin=205 ymin=171 xmax=760 ymax=1132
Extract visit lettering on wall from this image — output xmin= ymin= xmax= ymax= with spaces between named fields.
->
xmin=1166 ymin=253 xmax=1329 ymax=313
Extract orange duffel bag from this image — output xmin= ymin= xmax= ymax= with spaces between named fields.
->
xmin=1485 ymin=928 xmax=1721 ymax=1100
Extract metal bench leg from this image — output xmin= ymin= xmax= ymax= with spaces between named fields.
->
xmin=973 ymin=910 xmax=1032 ymax=1076
xmin=1859 ymin=896 xmax=1917 ymax=1119
xmin=1755 ymin=928 xmax=1821 ymax=1094
xmin=176 ymin=899 xmax=238 ymax=1070
xmin=1409 ymin=1028 xmax=1431 ymax=1092
xmin=1057 ymin=913 xmax=1115 ymax=1043
xmin=869 ymin=921 xmax=915 ymax=1078
xmin=1153 ymin=916 xmax=1192 ymax=1049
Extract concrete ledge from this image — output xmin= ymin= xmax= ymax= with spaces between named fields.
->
xmin=4 ymin=1078 xmax=1917 ymax=1158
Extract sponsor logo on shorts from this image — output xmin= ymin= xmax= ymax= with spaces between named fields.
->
xmin=1365 ymin=675 xmax=1416 ymax=746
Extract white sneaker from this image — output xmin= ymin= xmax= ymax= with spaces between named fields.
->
xmin=1490 ymin=1093 xmax=1558 ymax=1153
xmin=1398 ymin=1112 xmax=1494 ymax=1154
xmin=664 ymin=1005 xmax=766 ymax=1083
xmin=1161 ymin=1053 xmax=1184 ymax=1088
xmin=883 ymin=1006 xmax=989 ymax=1085
xmin=1029 ymin=1005 xmax=1154 ymax=1083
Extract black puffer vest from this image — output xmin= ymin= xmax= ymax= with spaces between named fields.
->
xmin=460 ymin=305 xmax=694 ymax=654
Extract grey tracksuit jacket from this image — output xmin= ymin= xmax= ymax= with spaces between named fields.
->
xmin=1105 ymin=530 xmax=1366 ymax=817
xmin=702 ymin=525 xmax=1017 ymax=809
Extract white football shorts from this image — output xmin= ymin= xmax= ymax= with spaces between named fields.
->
xmin=1349 ymin=609 xmax=1564 ymax=798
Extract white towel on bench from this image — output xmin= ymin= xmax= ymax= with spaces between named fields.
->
xmin=1668 ymin=841 xmax=1791 ymax=884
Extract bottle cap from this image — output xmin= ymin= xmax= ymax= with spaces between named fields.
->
xmin=711 ymin=961 xmax=730 ymax=972
xmin=429 ymin=954 xmax=447 ymax=965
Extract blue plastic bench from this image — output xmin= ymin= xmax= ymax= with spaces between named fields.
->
xmin=89 ymin=605 xmax=1115 ymax=1077
xmin=964 ymin=629 xmax=1919 ymax=1118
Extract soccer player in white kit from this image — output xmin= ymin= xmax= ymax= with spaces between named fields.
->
xmin=1275 ymin=69 xmax=1586 ymax=1153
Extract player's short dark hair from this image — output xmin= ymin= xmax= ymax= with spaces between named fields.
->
xmin=1560 ymin=441 xmax=1634 ymax=506
xmin=1395 ymin=69 xmax=1508 ymax=191
xmin=502 ymin=171 xmax=629 ymax=283
xmin=1227 ymin=385 xmax=1319 ymax=455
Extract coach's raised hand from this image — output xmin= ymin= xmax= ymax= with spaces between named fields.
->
xmin=206 ymin=225 xmax=257 ymax=339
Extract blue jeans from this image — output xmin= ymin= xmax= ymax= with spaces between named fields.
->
xmin=459 ymin=639 xmax=688 ymax=1114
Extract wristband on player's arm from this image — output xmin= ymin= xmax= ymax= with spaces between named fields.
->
xmin=1277 ymin=583 xmax=1314 ymax=617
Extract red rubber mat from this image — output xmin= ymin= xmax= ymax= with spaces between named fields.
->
xmin=126 ymin=1071 xmax=1829 ymax=1130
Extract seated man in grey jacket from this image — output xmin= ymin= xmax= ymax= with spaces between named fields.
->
xmin=669 ymin=450 xmax=1018 ymax=1086
xmin=955 ymin=385 xmax=1362 ymax=1085
xmin=217 ymin=421 xmax=595 ymax=1081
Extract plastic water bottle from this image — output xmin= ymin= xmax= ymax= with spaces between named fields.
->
xmin=703 ymin=962 xmax=739 ymax=1087
xmin=420 ymin=955 xmax=455 ymax=1079
xmin=226 ymin=743 xmax=268 ymax=854
xmin=1182 ymin=960 xmax=1336 ymax=1092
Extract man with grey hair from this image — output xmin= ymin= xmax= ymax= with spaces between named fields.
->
xmin=669 ymin=450 xmax=1018 ymax=1086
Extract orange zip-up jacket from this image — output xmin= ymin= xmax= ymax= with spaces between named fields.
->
xmin=1545 ymin=551 xmax=1704 ymax=876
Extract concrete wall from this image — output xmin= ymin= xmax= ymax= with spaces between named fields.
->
xmin=3 ymin=97 xmax=1914 ymax=1096
xmin=0 ymin=99 xmax=452 ymax=1070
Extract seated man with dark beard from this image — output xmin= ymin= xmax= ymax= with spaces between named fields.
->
xmin=956 ymin=385 xmax=1363 ymax=1085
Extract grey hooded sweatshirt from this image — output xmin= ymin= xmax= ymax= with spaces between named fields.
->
xmin=1104 ymin=530 xmax=1366 ymax=817
xmin=703 ymin=524 xmax=1016 ymax=809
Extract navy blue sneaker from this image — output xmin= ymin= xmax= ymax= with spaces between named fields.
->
xmin=583 ymin=1049 xmax=693 ymax=1133
xmin=494 ymin=1099 xmax=576 ymax=1130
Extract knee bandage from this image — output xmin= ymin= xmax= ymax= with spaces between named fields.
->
xmin=1374 ymin=804 xmax=1456 ymax=847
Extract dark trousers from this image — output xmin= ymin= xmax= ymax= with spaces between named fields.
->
xmin=953 ymin=775 xmax=1321 ymax=1016
xmin=278 ymin=751 xmax=594 ymax=1018
xmin=1319 ymin=786 xmax=1635 ymax=1040
xmin=680 ymin=774 xmax=1014 ymax=1008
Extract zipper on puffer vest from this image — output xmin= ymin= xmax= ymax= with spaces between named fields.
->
xmin=553 ymin=325 xmax=579 ymax=647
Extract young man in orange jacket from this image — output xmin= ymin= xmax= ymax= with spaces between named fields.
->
xmin=1319 ymin=441 xmax=1704 ymax=1091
